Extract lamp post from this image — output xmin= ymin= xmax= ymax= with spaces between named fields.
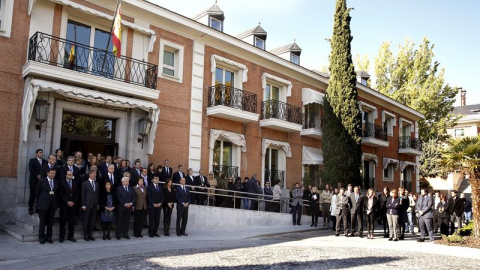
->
xmin=33 ymin=99 xmax=50 ymax=138
xmin=137 ymin=117 xmax=152 ymax=149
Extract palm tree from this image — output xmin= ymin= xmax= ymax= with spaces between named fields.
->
xmin=440 ymin=135 xmax=480 ymax=238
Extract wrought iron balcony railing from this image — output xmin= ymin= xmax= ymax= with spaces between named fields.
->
xmin=208 ymin=84 xmax=257 ymax=113
xmin=399 ymin=136 xmax=422 ymax=150
xmin=28 ymin=32 xmax=158 ymax=89
xmin=264 ymin=169 xmax=285 ymax=184
xmin=303 ymin=112 xmax=322 ymax=129
xmin=261 ymin=100 xmax=303 ymax=125
xmin=362 ymin=122 xmax=388 ymax=141
xmin=212 ymin=165 xmax=239 ymax=179
xmin=362 ymin=177 xmax=375 ymax=191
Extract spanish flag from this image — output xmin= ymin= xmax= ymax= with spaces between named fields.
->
xmin=68 ymin=45 xmax=75 ymax=65
xmin=112 ymin=2 xmax=122 ymax=57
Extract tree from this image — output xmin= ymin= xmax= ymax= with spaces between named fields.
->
xmin=321 ymin=0 xmax=362 ymax=187
xmin=354 ymin=54 xmax=371 ymax=87
xmin=373 ymin=38 xmax=459 ymax=141
xmin=419 ymin=138 xmax=445 ymax=177
xmin=440 ymin=136 xmax=480 ymax=238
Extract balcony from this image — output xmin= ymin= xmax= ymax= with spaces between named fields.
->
xmin=301 ymin=112 xmax=322 ymax=139
xmin=399 ymin=136 xmax=423 ymax=156
xmin=362 ymin=122 xmax=389 ymax=147
xmin=260 ymin=100 xmax=303 ymax=132
xmin=207 ymin=84 xmax=259 ymax=122
xmin=24 ymin=32 xmax=159 ymax=100
xmin=264 ymin=169 xmax=285 ymax=184
xmin=212 ymin=165 xmax=239 ymax=179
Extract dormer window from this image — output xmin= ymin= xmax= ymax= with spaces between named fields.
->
xmin=361 ymin=78 xmax=368 ymax=86
xmin=255 ymin=36 xmax=265 ymax=50
xmin=290 ymin=53 xmax=300 ymax=65
xmin=209 ymin=17 xmax=223 ymax=31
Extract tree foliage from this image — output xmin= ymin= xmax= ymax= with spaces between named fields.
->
xmin=354 ymin=54 xmax=371 ymax=87
xmin=373 ymin=37 xmax=460 ymax=141
xmin=321 ymin=0 xmax=362 ymax=187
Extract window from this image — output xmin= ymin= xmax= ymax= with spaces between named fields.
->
xmin=361 ymin=78 xmax=368 ymax=86
xmin=215 ymin=67 xmax=235 ymax=87
xmin=303 ymin=165 xmax=321 ymax=187
xmin=0 ymin=0 xmax=4 ymax=30
xmin=162 ymin=50 xmax=175 ymax=76
xmin=290 ymin=53 xmax=300 ymax=65
xmin=212 ymin=139 xmax=239 ymax=179
xmin=384 ymin=164 xmax=394 ymax=181
xmin=159 ymin=39 xmax=184 ymax=83
xmin=401 ymin=167 xmax=412 ymax=191
xmin=454 ymin=129 xmax=464 ymax=138
xmin=265 ymin=148 xmax=283 ymax=184
xmin=0 ymin=0 xmax=12 ymax=38
xmin=209 ymin=17 xmax=222 ymax=31
xmin=304 ymin=103 xmax=322 ymax=129
xmin=382 ymin=111 xmax=396 ymax=136
xmin=265 ymin=84 xmax=280 ymax=101
xmin=254 ymin=36 xmax=265 ymax=50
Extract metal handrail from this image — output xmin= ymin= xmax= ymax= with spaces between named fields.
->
xmin=261 ymin=100 xmax=303 ymax=125
xmin=208 ymin=84 xmax=257 ymax=113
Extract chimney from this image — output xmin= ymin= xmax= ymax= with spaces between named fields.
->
xmin=460 ymin=88 xmax=466 ymax=106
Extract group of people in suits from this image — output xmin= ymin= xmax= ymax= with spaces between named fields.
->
xmin=28 ymin=149 xmax=196 ymax=244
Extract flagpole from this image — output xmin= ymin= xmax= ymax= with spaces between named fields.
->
xmin=101 ymin=0 xmax=121 ymax=75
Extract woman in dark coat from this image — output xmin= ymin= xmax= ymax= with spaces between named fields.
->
xmin=386 ymin=189 xmax=400 ymax=241
xmin=163 ymin=179 xmax=175 ymax=236
xmin=437 ymin=194 xmax=450 ymax=236
xmin=364 ymin=188 xmax=378 ymax=239
xmin=100 ymin=181 xmax=116 ymax=240
xmin=309 ymin=187 xmax=320 ymax=227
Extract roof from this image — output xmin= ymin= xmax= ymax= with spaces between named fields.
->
xmin=192 ymin=2 xmax=224 ymax=20
xmin=236 ymin=24 xmax=267 ymax=39
xmin=269 ymin=42 xmax=302 ymax=55
xmin=452 ymin=104 xmax=480 ymax=116
xmin=356 ymin=70 xmax=370 ymax=78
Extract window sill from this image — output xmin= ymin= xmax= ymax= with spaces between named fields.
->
xmin=159 ymin=73 xmax=182 ymax=83
xmin=383 ymin=178 xmax=394 ymax=182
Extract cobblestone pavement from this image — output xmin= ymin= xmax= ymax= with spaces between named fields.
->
xmin=58 ymin=230 xmax=480 ymax=270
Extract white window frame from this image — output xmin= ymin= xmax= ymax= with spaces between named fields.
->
xmin=254 ymin=36 xmax=265 ymax=50
xmin=159 ymin=39 xmax=184 ymax=83
xmin=210 ymin=55 xmax=247 ymax=89
xmin=209 ymin=16 xmax=222 ymax=31
xmin=264 ymin=146 xmax=287 ymax=189
xmin=383 ymin=164 xmax=394 ymax=182
xmin=290 ymin=53 xmax=300 ymax=65
xmin=454 ymin=128 xmax=464 ymax=138
xmin=399 ymin=117 xmax=413 ymax=138
xmin=382 ymin=110 xmax=397 ymax=136
xmin=0 ymin=0 xmax=14 ymax=38
xmin=162 ymin=49 xmax=176 ymax=76
xmin=261 ymin=73 xmax=292 ymax=102
xmin=359 ymin=101 xmax=378 ymax=123
xmin=401 ymin=166 xmax=412 ymax=189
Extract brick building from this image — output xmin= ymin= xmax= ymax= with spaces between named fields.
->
xmin=0 ymin=0 xmax=423 ymax=223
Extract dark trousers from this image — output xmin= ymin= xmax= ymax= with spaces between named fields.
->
xmin=176 ymin=204 xmax=188 ymax=234
xmin=433 ymin=211 xmax=439 ymax=231
xmin=331 ymin=215 xmax=336 ymax=231
xmin=38 ymin=207 xmax=55 ymax=239
xmin=450 ymin=214 xmax=462 ymax=235
xmin=439 ymin=217 xmax=450 ymax=235
xmin=116 ymin=206 xmax=132 ymax=237
xmin=234 ymin=197 xmax=241 ymax=209
xmin=163 ymin=206 xmax=173 ymax=233
xmin=381 ymin=210 xmax=389 ymax=234
xmin=148 ymin=207 xmax=161 ymax=235
xmin=292 ymin=203 xmax=302 ymax=225
xmin=272 ymin=200 xmax=280 ymax=213
xmin=419 ymin=216 xmax=434 ymax=241
xmin=265 ymin=201 xmax=272 ymax=212
xmin=366 ymin=212 xmax=375 ymax=235
xmin=322 ymin=203 xmax=331 ymax=225
xmin=310 ymin=205 xmax=320 ymax=225
xmin=336 ymin=212 xmax=348 ymax=234
xmin=83 ymin=207 xmax=97 ymax=237
xmin=59 ymin=204 xmax=76 ymax=239
xmin=350 ymin=212 xmax=364 ymax=235
xmin=134 ymin=209 xmax=146 ymax=236
xmin=250 ymin=199 xmax=259 ymax=210
xmin=398 ymin=212 xmax=406 ymax=237
xmin=190 ymin=193 xmax=196 ymax=205
xmin=28 ymin=178 xmax=37 ymax=210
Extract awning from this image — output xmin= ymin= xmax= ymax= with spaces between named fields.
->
xmin=302 ymin=88 xmax=324 ymax=106
xmin=400 ymin=161 xmax=416 ymax=172
xmin=383 ymin=157 xmax=399 ymax=170
xmin=21 ymin=79 xmax=160 ymax=155
xmin=302 ymin=146 xmax=323 ymax=165
xmin=30 ymin=0 xmax=157 ymax=52
xmin=262 ymin=139 xmax=291 ymax=157
xmin=211 ymin=54 xmax=248 ymax=83
xmin=209 ymin=129 xmax=247 ymax=152
xmin=362 ymin=153 xmax=378 ymax=167
xmin=262 ymin=73 xmax=292 ymax=97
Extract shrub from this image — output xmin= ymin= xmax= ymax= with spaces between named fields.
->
xmin=441 ymin=234 xmax=464 ymax=243
xmin=459 ymin=221 xmax=474 ymax=236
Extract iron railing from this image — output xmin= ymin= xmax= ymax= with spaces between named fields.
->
xmin=28 ymin=32 xmax=158 ymax=89
xmin=264 ymin=169 xmax=285 ymax=184
xmin=208 ymin=84 xmax=257 ymax=113
xmin=399 ymin=136 xmax=422 ymax=150
xmin=261 ymin=100 xmax=303 ymax=125
xmin=363 ymin=122 xmax=388 ymax=141
xmin=212 ymin=165 xmax=239 ymax=179
xmin=303 ymin=111 xmax=322 ymax=129
xmin=362 ymin=177 xmax=375 ymax=191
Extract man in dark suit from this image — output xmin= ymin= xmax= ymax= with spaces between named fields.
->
xmin=58 ymin=170 xmax=78 ymax=242
xmin=416 ymin=188 xmax=434 ymax=242
xmin=194 ymin=169 xmax=209 ymax=205
xmin=335 ymin=188 xmax=349 ymax=236
xmin=397 ymin=187 xmax=409 ymax=240
xmin=161 ymin=159 xmax=173 ymax=182
xmin=291 ymin=182 xmax=304 ymax=225
xmin=348 ymin=186 xmax=364 ymax=237
xmin=185 ymin=168 xmax=196 ymax=204
xmin=116 ymin=176 xmax=136 ymax=240
xmin=130 ymin=160 xmax=143 ymax=185
xmin=100 ymin=164 xmax=120 ymax=196
xmin=147 ymin=176 xmax=164 ymax=237
xmin=81 ymin=169 xmax=100 ymax=241
xmin=448 ymin=190 xmax=465 ymax=235
xmin=176 ymin=177 xmax=191 ymax=236
xmin=98 ymin=155 xmax=113 ymax=178
xmin=172 ymin=165 xmax=184 ymax=185
xmin=28 ymin=149 xmax=47 ymax=215
xmin=36 ymin=168 xmax=58 ymax=244
xmin=59 ymin=156 xmax=81 ymax=181
xmin=42 ymin=155 xmax=60 ymax=180
xmin=247 ymin=175 xmax=261 ymax=210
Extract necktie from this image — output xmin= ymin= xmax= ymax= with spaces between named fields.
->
xmin=68 ymin=180 xmax=72 ymax=189
xmin=355 ymin=194 xmax=358 ymax=203
xmin=49 ymin=180 xmax=53 ymax=190
xmin=69 ymin=166 xmax=72 ymax=171
xmin=91 ymin=181 xmax=95 ymax=191
xmin=49 ymin=164 xmax=52 ymax=169
xmin=110 ymin=174 xmax=113 ymax=184
xmin=125 ymin=186 xmax=128 ymax=192
xmin=182 ymin=186 xmax=185 ymax=193
xmin=155 ymin=184 xmax=158 ymax=191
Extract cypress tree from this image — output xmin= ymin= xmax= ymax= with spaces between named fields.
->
xmin=321 ymin=0 xmax=362 ymax=187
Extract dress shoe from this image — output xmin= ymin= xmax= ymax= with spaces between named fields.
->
xmin=149 ymin=234 xmax=154 ymax=238
xmin=388 ymin=238 xmax=393 ymax=241
xmin=28 ymin=208 xmax=33 ymax=215
xmin=139 ymin=234 xmax=143 ymax=238
xmin=59 ymin=238 xmax=64 ymax=243
xmin=89 ymin=236 xmax=95 ymax=241
xmin=103 ymin=235 xmax=106 ymax=240
xmin=39 ymin=238 xmax=45 ymax=244
xmin=116 ymin=237 xmax=121 ymax=240
xmin=107 ymin=234 xmax=111 ymax=240
xmin=143 ymin=225 xmax=149 ymax=228
xmin=154 ymin=233 xmax=160 ymax=237
xmin=399 ymin=236 xmax=404 ymax=240
xmin=177 ymin=233 xmax=181 ymax=236
xmin=84 ymin=237 xmax=90 ymax=241
xmin=384 ymin=234 xmax=389 ymax=238
xmin=394 ymin=238 xmax=399 ymax=241
xmin=46 ymin=238 xmax=53 ymax=244
xmin=359 ymin=234 xmax=364 ymax=238
xmin=344 ymin=234 xmax=349 ymax=237
xmin=68 ymin=237 xmax=77 ymax=242
xmin=314 ymin=224 xmax=318 ymax=227
xmin=335 ymin=233 xmax=339 ymax=236
xmin=310 ymin=224 xmax=314 ymax=227
xmin=166 ymin=232 xmax=170 ymax=236
xmin=417 ymin=239 xmax=425 ymax=242
xmin=181 ymin=233 xmax=188 ymax=236
xmin=124 ymin=235 xmax=130 ymax=240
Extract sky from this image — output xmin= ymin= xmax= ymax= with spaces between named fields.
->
xmin=149 ymin=0 xmax=480 ymax=106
